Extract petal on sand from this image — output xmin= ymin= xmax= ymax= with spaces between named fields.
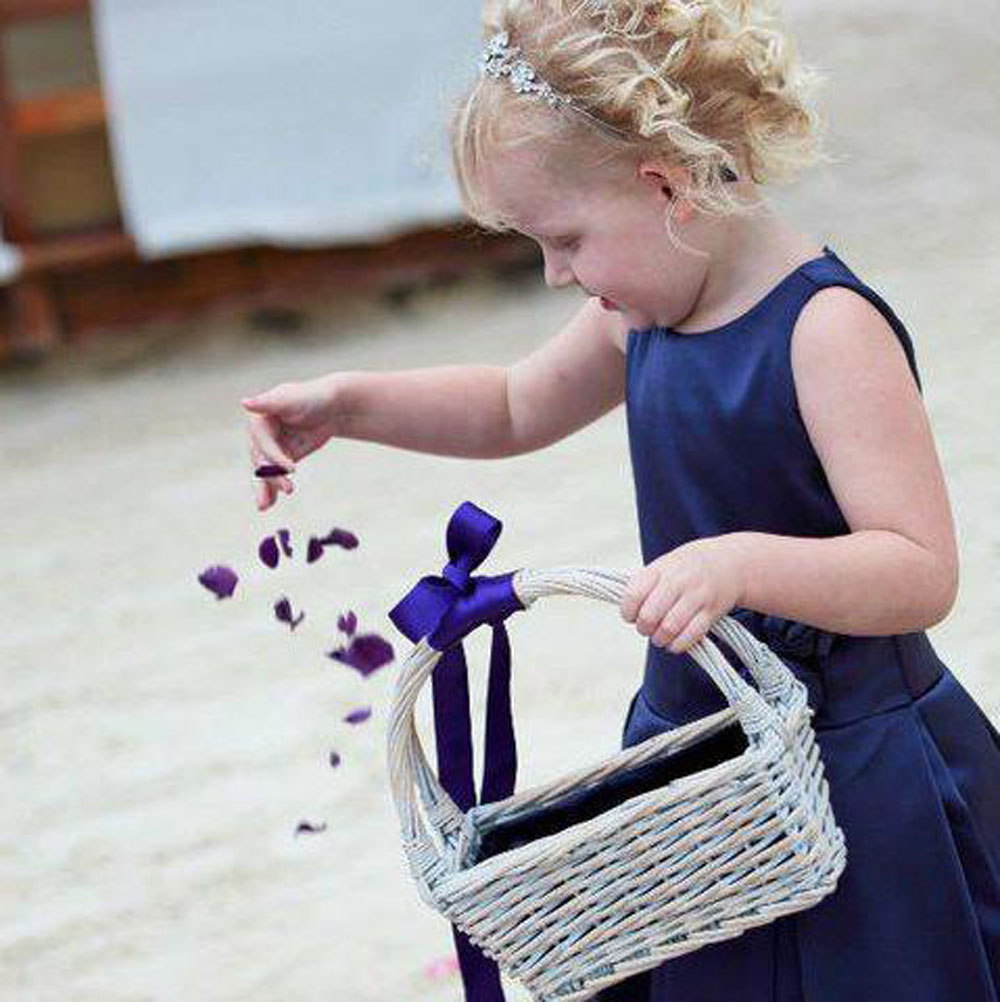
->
xmin=343 ymin=706 xmax=372 ymax=725
xmin=329 ymin=750 xmax=342 ymax=769
xmin=274 ymin=596 xmax=305 ymax=631
xmin=258 ymin=535 xmax=280 ymax=569
xmin=306 ymin=537 xmax=324 ymax=564
xmin=277 ymin=529 xmax=293 ymax=558
xmin=294 ymin=820 xmax=327 ymax=837
xmin=198 ymin=565 xmax=238 ymax=599
xmin=337 ymin=610 xmax=358 ymax=636
xmin=320 ymin=528 xmax=359 ymax=550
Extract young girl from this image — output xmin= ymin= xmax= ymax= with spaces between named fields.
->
xmin=242 ymin=1 xmax=1000 ymax=998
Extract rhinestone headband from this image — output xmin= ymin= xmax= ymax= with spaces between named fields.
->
xmin=478 ymin=29 xmax=740 ymax=182
xmin=479 ymin=30 xmax=632 ymax=141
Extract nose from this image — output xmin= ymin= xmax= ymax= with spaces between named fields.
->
xmin=542 ymin=250 xmax=574 ymax=290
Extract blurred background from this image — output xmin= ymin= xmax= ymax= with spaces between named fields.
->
xmin=1 ymin=1 xmax=997 ymax=1000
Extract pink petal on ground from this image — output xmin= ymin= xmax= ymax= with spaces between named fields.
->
xmin=424 ymin=955 xmax=460 ymax=980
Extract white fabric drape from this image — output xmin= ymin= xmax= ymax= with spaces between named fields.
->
xmin=0 ymin=222 xmax=22 ymax=284
xmin=92 ymin=0 xmax=483 ymax=258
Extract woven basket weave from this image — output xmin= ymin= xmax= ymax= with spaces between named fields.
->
xmin=387 ymin=567 xmax=846 ymax=1000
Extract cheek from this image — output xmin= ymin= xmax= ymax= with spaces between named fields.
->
xmin=576 ymin=246 xmax=630 ymax=294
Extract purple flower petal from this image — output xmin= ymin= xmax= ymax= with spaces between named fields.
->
xmin=258 ymin=535 xmax=280 ymax=569
xmin=255 ymin=463 xmax=290 ymax=478
xmin=329 ymin=750 xmax=341 ymax=769
xmin=306 ymin=536 xmax=324 ymax=564
xmin=344 ymin=706 xmax=372 ymax=725
xmin=337 ymin=610 xmax=358 ymax=636
xmin=294 ymin=820 xmax=327 ymax=837
xmin=274 ymin=596 xmax=305 ymax=631
xmin=328 ymin=633 xmax=394 ymax=677
xmin=198 ymin=565 xmax=238 ymax=599
xmin=320 ymin=528 xmax=359 ymax=550
xmin=276 ymin=529 xmax=293 ymax=558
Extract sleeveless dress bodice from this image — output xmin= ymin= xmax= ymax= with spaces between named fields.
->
xmin=599 ymin=247 xmax=1000 ymax=1002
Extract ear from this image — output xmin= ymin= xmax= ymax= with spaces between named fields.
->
xmin=637 ymin=160 xmax=697 ymax=225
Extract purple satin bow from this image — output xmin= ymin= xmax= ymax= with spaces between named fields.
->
xmin=389 ymin=502 xmax=525 ymax=1002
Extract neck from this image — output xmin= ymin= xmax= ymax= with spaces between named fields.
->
xmin=674 ymin=205 xmax=824 ymax=333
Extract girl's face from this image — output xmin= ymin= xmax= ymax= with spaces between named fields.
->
xmin=479 ymin=142 xmax=712 ymax=331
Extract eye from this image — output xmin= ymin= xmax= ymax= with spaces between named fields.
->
xmin=551 ymin=235 xmax=579 ymax=251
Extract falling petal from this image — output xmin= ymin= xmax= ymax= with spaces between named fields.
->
xmin=277 ymin=529 xmax=293 ymax=558
xmin=294 ymin=820 xmax=327 ymax=837
xmin=328 ymin=633 xmax=394 ymax=677
xmin=255 ymin=463 xmax=290 ymax=478
xmin=344 ymin=706 xmax=372 ymax=725
xmin=337 ymin=610 xmax=358 ymax=636
xmin=306 ymin=537 xmax=324 ymax=564
xmin=424 ymin=955 xmax=460 ymax=980
xmin=321 ymin=528 xmax=359 ymax=550
xmin=198 ymin=565 xmax=238 ymax=599
xmin=329 ymin=750 xmax=341 ymax=769
xmin=274 ymin=597 xmax=305 ymax=631
xmin=258 ymin=535 xmax=280 ymax=569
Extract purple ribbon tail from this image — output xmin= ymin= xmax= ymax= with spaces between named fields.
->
xmin=432 ymin=629 xmax=514 ymax=998
xmin=482 ymin=625 xmax=516 ymax=803
xmin=455 ymin=928 xmax=506 ymax=1000
xmin=432 ymin=648 xmax=476 ymax=812
xmin=389 ymin=502 xmax=527 ymax=1002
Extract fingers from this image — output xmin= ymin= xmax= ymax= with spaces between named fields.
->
xmin=250 ymin=425 xmax=297 ymax=476
xmin=255 ymin=477 xmax=273 ymax=512
xmin=621 ymin=567 xmax=714 ymax=653
xmin=635 ymin=588 xmax=678 ymax=641
xmin=650 ymin=597 xmax=707 ymax=652
xmin=254 ymin=475 xmax=294 ymax=512
xmin=244 ymin=405 xmax=297 ymax=511
xmin=620 ymin=566 xmax=659 ymax=623
xmin=667 ymin=610 xmax=714 ymax=653
xmin=241 ymin=391 xmax=275 ymax=413
xmin=252 ymin=463 xmax=295 ymax=511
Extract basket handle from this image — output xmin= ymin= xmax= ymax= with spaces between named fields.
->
xmin=387 ymin=566 xmax=790 ymax=889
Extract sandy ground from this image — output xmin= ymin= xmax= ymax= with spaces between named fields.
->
xmin=2 ymin=2 xmax=998 ymax=1000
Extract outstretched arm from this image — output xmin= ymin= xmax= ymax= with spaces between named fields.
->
xmin=336 ymin=294 xmax=627 ymax=457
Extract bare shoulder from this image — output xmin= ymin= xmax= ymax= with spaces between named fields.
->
xmin=790 ymin=284 xmax=913 ymax=392
xmin=787 ymin=282 xmax=957 ymax=606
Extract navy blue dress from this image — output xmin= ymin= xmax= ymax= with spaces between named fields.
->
xmin=599 ymin=248 xmax=1000 ymax=1001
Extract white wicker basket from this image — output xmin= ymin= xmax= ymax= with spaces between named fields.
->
xmin=387 ymin=567 xmax=846 ymax=1001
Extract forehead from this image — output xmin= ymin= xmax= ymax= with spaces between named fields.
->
xmin=478 ymin=140 xmax=625 ymax=233
xmin=478 ymin=145 xmax=573 ymax=231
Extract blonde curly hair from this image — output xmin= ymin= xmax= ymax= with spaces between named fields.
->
xmin=452 ymin=0 xmax=826 ymax=230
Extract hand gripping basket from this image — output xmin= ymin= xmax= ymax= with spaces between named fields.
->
xmin=387 ymin=566 xmax=847 ymax=1001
